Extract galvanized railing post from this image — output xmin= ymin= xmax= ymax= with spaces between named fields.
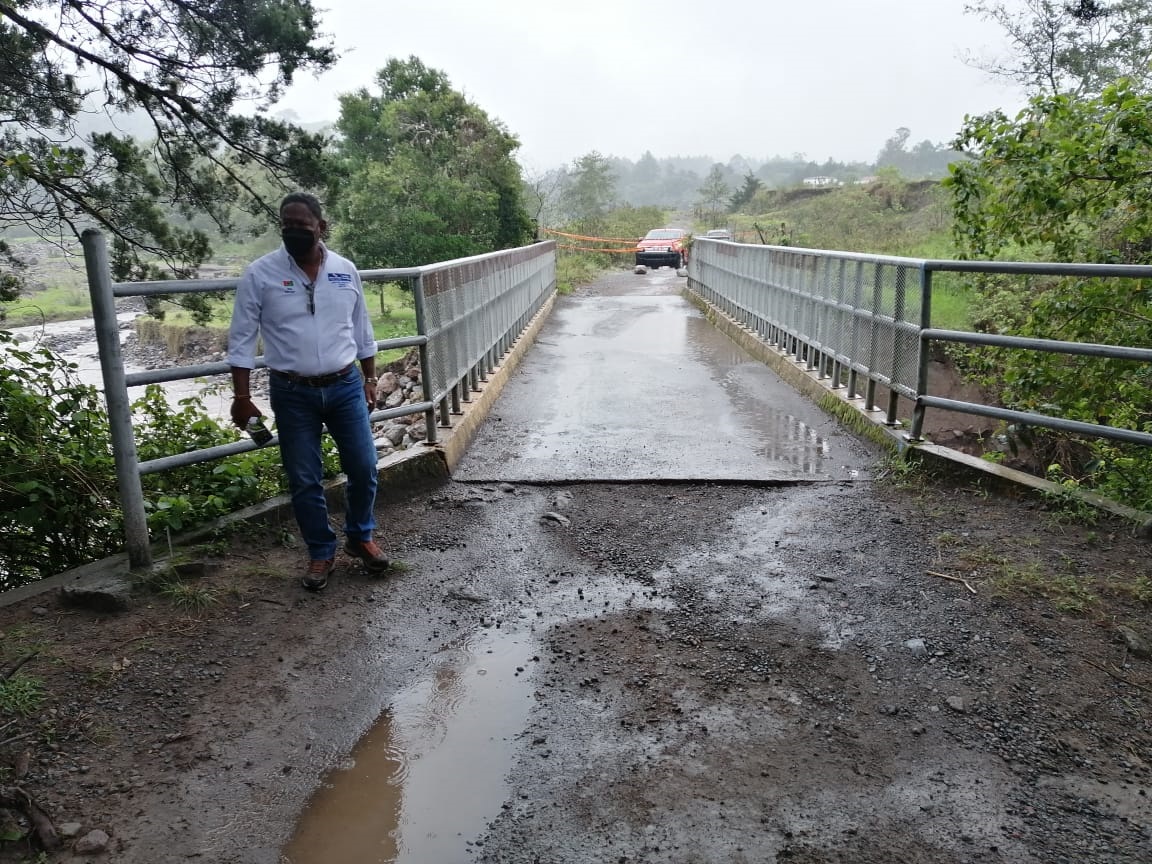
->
xmin=867 ymin=264 xmax=882 ymax=411
xmin=411 ymin=273 xmax=438 ymax=445
xmin=82 ymin=230 xmax=152 ymax=569
xmin=909 ymin=266 xmax=933 ymax=441
xmin=886 ymin=266 xmax=905 ymax=426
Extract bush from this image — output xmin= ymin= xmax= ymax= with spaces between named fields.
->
xmin=0 ymin=334 xmax=341 ymax=588
xmin=0 ymin=331 xmax=120 ymax=587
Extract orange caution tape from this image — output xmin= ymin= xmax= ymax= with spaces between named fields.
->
xmin=558 ymin=244 xmax=637 ymax=253
xmin=543 ymin=227 xmax=640 ymax=244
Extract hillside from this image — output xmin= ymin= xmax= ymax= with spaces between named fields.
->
xmin=725 ymin=179 xmax=954 ymax=259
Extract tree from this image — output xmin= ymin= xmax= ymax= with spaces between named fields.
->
xmin=697 ymin=164 xmax=730 ymax=225
xmin=965 ymin=0 xmax=1152 ymax=95
xmin=0 ymin=0 xmax=336 ymax=310
xmin=876 ymin=127 xmax=912 ymax=168
xmin=563 ymin=151 xmax=616 ymax=233
xmin=521 ymin=166 xmax=566 ymax=237
xmin=945 ymin=79 xmax=1152 ymax=508
xmin=331 ymin=56 xmax=533 ymax=268
xmin=729 ymin=172 xmax=763 ymax=212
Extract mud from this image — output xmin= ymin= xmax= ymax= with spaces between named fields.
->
xmin=0 ymin=268 xmax=1149 ymax=864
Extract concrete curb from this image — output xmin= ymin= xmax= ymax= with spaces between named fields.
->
xmin=1 ymin=289 xmax=559 ymax=609
xmin=683 ymin=285 xmax=1152 ymax=539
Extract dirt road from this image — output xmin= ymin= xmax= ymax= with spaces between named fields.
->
xmin=0 ymin=269 xmax=1149 ymax=864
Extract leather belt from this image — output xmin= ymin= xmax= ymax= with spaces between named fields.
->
xmin=270 ymin=364 xmax=354 ymax=387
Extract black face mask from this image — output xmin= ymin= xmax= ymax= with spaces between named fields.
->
xmin=282 ymin=227 xmax=317 ymax=257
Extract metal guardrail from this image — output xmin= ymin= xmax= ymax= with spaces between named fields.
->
xmin=689 ymin=239 xmax=1152 ymax=448
xmin=82 ymin=230 xmax=556 ymax=569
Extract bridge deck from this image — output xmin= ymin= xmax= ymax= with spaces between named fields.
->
xmin=453 ymin=268 xmax=875 ymax=483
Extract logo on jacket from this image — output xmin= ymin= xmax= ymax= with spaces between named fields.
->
xmin=327 ymin=272 xmax=353 ymax=284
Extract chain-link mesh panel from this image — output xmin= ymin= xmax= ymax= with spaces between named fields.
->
xmin=690 ymin=240 xmax=927 ymax=398
xmin=418 ymin=242 xmax=555 ymax=402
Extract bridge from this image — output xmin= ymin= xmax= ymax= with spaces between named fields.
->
xmin=10 ymin=234 xmax=1152 ymax=863
xmin=77 ymin=229 xmax=1152 ymax=570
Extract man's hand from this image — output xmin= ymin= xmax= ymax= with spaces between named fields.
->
xmin=364 ymin=382 xmax=378 ymax=413
xmin=230 ymin=396 xmax=263 ymax=429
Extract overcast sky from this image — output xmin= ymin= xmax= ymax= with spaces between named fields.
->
xmin=275 ymin=0 xmax=1025 ymax=170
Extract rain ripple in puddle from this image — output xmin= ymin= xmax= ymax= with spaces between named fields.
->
xmin=282 ymin=629 xmax=535 ymax=864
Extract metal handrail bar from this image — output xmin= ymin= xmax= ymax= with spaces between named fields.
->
xmin=922 ymin=329 xmax=1152 ymax=362
xmin=924 ymin=260 xmax=1152 ymax=278
xmin=137 ymin=401 xmax=437 ymax=475
xmin=918 ymin=397 xmax=1152 ymax=447
xmin=710 ymin=241 xmax=1152 ymax=279
xmin=113 ymin=269 xmax=420 ymax=297
xmin=123 ymin=335 xmax=429 ymax=388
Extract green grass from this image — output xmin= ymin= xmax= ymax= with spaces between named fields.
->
xmin=367 ymin=281 xmax=417 ymax=364
xmin=0 ymin=673 xmax=45 ymax=716
xmin=158 ymin=580 xmax=221 ymax=612
xmin=556 ymin=252 xmax=607 ymax=294
xmin=990 ymin=561 xmax=1099 ymax=616
xmin=3 ymin=281 xmax=93 ymax=326
xmin=930 ymin=283 xmax=974 ymax=330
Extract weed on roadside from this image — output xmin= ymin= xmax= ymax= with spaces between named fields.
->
xmin=158 ymin=580 xmax=220 ymax=612
xmin=876 ymin=452 xmax=919 ymax=487
xmin=989 ymin=560 xmax=1099 ymax=616
xmin=1107 ymin=571 xmax=1152 ymax=606
xmin=1041 ymin=467 xmax=1102 ymax=528
xmin=0 ymin=674 xmax=45 ymax=716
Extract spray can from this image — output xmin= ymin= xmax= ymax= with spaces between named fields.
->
xmin=246 ymin=416 xmax=273 ymax=447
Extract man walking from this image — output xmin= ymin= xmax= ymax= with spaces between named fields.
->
xmin=228 ymin=192 xmax=389 ymax=591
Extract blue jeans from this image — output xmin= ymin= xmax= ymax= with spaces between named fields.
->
xmin=269 ymin=367 xmax=378 ymax=560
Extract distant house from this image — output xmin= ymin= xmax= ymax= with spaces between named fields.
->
xmin=802 ymin=176 xmax=841 ymax=188
xmin=854 ymin=175 xmax=879 ymax=185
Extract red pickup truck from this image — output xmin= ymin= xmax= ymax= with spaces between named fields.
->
xmin=635 ymin=228 xmax=688 ymax=269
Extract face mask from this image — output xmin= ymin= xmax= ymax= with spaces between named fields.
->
xmin=282 ymin=227 xmax=317 ymax=257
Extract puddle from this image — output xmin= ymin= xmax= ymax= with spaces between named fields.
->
xmin=282 ymin=628 xmax=536 ymax=864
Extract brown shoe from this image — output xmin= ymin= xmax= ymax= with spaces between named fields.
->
xmin=344 ymin=539 xmax=390 ymax=574
xmin=301 ymin=558 xmax=334 ymax=591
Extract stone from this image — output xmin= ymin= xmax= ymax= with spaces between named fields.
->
xmin=945 ymin=695 xmax=966 ymax=713
xmin=634 ymin=265 xmax=647 ymax=275
xmin=542 ymin=512 xmax=571 ymax=527
xmin=385 ymin=389 xmax=405 ymax=409
xmin=1116 ymin=624 xmax=1152 ymax=659
xmin=59 ymin=578 xmax=132 ymax=614
xmin=407 ymin=423 xmax=427 ymax=442
xmin=383 ymin=425 xmax=407 ymax=446
xmin=377 ymin=372 xmax=400 ymax=395
xmin=74 ymin=829 xmax=110 ymax=854
xmin=31 ymin=606 xmax=48 ymax=617
xmin=58 ymin=822 xmax=84 ymax=838
xmin=499 ymin=483 xmax=516 ymax=493
xmin=903 ymin=638 xmax=927 ymax=658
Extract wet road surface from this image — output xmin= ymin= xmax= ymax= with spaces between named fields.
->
xmin=454 ymin=269 xmax=872 ymax=483
xmin=73 ymin=267 xmax=1151 ymax=864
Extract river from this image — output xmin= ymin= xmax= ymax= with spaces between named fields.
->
xmin=6 ymin=314 xmax=233 ymax=420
